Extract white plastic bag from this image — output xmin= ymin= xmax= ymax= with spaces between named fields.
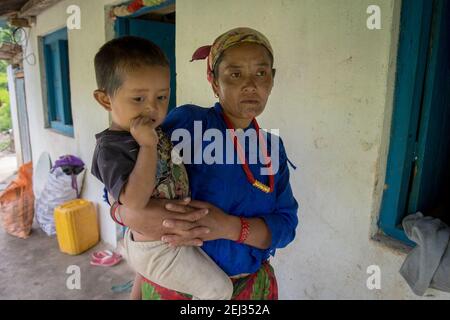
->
xmin=35 ymin=167 xmax=84 ymax=236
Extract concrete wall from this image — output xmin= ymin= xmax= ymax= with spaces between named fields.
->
xmin=175 ymin=0 xmax=450 ymax=299
xmin=19 ymin=0 xmax=450 ymax=299
xmin=22 ymin=0 xmax=120 ymax=247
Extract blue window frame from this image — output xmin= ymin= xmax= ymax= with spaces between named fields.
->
xmin=42 ymin=28 xmax=73 ymax=136
xmin=379 ymin=0 xmax=450 ymax=246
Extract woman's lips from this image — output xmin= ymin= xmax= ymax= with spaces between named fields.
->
xmin=240 ymin=100 xmax=259 ymax=104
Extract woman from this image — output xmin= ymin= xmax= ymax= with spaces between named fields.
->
xmin=114 ymin=27 xmax=299 ymax=300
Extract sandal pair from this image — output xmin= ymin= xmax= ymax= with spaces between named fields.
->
xmin=90 ymin=250 xmax=122 ymax=267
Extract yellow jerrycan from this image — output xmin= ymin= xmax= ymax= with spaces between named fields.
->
xmin=54 ymin=199 xmax=99 ymax=255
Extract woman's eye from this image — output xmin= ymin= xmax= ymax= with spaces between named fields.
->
xmin=230 ymin=72 xmax=240 ymax=78
xmin=256 ymin=70 xmax=267 ymax=77
xmin=133 ymin=97 xmax=145 ymax=102
xmin=157 ymin=96 xmax=168 ymax=101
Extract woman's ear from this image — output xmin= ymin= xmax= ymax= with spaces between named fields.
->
xmin=93 ymin=90 xmax=112 ymax=111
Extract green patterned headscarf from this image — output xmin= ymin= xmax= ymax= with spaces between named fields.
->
xmin=191 ymin=27 xmax=274 ymax=83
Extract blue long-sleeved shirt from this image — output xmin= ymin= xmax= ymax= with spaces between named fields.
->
xmin=161 ymin=103 xmax=299 ymax=276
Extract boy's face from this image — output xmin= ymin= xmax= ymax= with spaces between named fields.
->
xmin=95 ymin=65 xmax=170 ymax=131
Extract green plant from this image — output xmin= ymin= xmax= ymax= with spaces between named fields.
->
xmin=0 ymin=104 xmax=11 ymax=132
xmin=0 ymin=25 xmax=14 ymax=45
xmin=0 ymin=36 xmax=12 ymax=132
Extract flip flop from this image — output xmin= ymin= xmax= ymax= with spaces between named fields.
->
xmin=90 ymin=254 xmax=122 ymax=267
xmin=91 ymin=250 xmax=114 ymax=260
xmin=90 ymin=251 xmax=122 ymax=267
xmin=111 ymin=280 xmax=134 ymax=293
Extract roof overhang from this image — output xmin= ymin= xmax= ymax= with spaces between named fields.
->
xmin=0 ymin=0 xmax=62 ymax=27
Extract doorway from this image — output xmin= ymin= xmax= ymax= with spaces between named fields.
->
xmin=114 ymin=1 xmax=176 ymax=111
xmin=405 ymin=0 xmax=450 ymax=226
xmin=379 ymin=0 xmax=450 ymax=243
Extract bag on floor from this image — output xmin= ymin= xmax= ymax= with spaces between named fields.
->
xmin=35 ymin=155 xmax=85 ymax=236
xmin=0 ymin=162 xmax=34 ymax=239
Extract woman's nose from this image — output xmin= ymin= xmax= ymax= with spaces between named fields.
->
xmin=242 ymin=76 xmax=257 ymax=92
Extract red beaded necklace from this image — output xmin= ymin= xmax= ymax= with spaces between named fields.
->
xmin=221 ymin=112 xmax=274 ymax=193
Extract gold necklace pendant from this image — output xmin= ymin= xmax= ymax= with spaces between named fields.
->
xmin=253 ymin=180 xmax=271 ymax=193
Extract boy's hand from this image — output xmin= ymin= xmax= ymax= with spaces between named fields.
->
xmin=130 ymin=116 xmax=158 ymax=148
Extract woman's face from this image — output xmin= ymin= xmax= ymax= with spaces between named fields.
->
xmin=212 ymin=42 xmax=274 ymax=128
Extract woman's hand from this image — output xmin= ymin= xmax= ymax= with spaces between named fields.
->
xmin=161 ymin=199 xmax=272 ymax=249
xmin=128 ymin=197 xmax=271 ymax=249
xmin=161 ymin=199 xmax=241 ymax=246
xmin=119 ymin=197 xmax=211 ymax=246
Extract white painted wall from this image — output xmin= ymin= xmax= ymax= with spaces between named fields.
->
xmin=19 ymin=0 xmax=450 ymax=299
xmin=175 ymin=0 xmax=450 ymax=299
xmin=21 ymin=0 xmax=121 ymax=247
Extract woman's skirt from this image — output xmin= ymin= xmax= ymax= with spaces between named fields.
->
xmin=141 ymin=261 xmax=278 ymax=300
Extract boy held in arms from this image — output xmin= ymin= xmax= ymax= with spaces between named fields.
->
xmin=91 ymin=36 xmax=233 ymax=300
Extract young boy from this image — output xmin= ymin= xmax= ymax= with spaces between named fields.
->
xmin=91 ymin=36 xmax=233 ymax=300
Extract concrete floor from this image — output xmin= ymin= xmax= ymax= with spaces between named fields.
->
xmin=0 ymin=219 xmax=135 ymax=300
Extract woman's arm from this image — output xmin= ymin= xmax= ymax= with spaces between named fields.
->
xmin=211 ymin=211 xmax=272 ymax=250
xmin=160 ymin=140 xmax=298 ymax=251
xmin=117 ymin=197 xmax=211 ymax=246
xmin=161 ymin=200 xmax=272 ymax=249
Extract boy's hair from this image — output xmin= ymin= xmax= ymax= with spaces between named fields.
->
xmin=94 ymin=36 xmax=169 ymax=96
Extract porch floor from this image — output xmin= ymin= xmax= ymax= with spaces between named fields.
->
xmin=0 ymin=220 xmax=135 ymax=300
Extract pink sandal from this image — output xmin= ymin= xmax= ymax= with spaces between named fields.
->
xmin=90 ymin=250 xmax=122 ymax=267
xmin=91 ymin=250 xmax=114 ymax=260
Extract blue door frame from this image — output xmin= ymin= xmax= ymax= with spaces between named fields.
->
xmin=114 ymin=2 xmax=176 ymax=111
xmin=379 ymin=0 xmax=450 ymax=245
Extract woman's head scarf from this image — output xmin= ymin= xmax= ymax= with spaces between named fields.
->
xmin=190 ymin=27 xmax=274 ymax=83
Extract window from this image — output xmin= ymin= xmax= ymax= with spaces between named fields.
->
xmin=42 ymin=28 xmax=73 ymax=136
xmin=379 ymin=0 xmax=450 ymax=245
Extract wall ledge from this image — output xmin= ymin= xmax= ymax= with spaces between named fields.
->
xmin=370 ymin=232 xmax=413 ymax=256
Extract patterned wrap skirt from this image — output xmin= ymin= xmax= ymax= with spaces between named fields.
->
xmin=141 ymin=261 xmax=278 ymax=300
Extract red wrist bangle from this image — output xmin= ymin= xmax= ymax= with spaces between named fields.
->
xmin=237 ymin=217 xmax=250 ymax=243
xmin=110 ymin=201 xmax=126 ymax=227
